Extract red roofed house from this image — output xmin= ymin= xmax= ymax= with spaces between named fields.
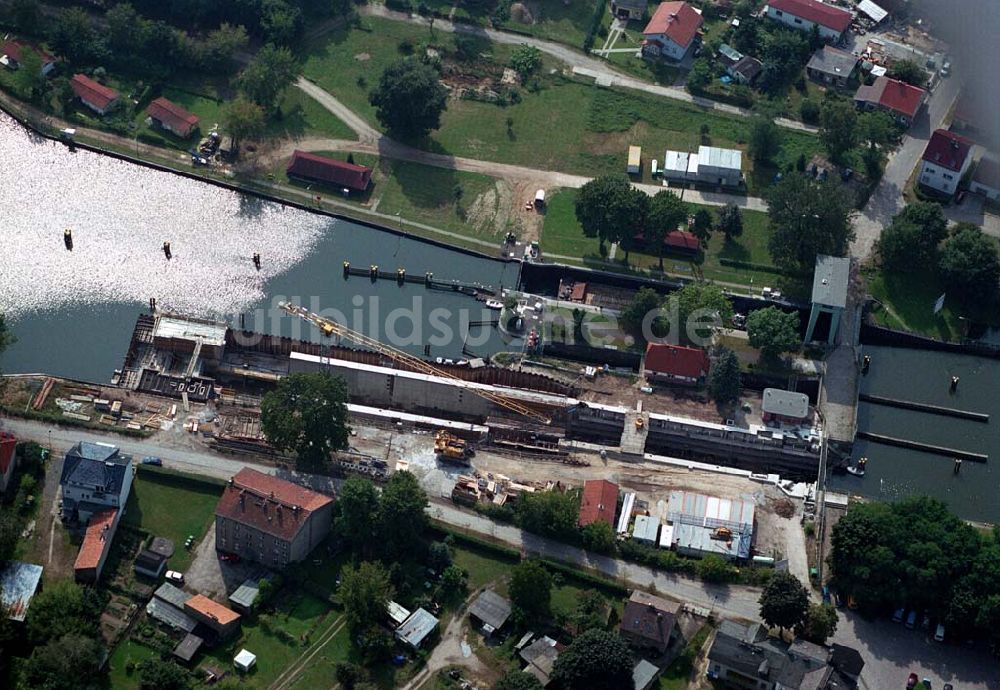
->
xmin=215 ymin=468 xmax=335 ymax=569
xmin=918 ymin=129 xmax=974 ymax=197
xmin=70 ymin=73 xmax=120 ymax=115
xmin=579 ymin=479 xmax=620 ymax=528
xmin=286 ymin=150 xmax=373 ymax=194
xmin=644 ymin=343 xmax=710 ymax=386
xmin=74 ymin=508 xmax=118 ymax=584
xmin=765 ymin=0 xmax=853 ymax=42
xmin=854 ymin=76 xmax=926 ymax=127
xmin=642 ymin=2 xmax=704 ymax=61
xmin=146 ymin=97 xmax=200 ymax=138
xmin=184 ymin=594 xmax=242 ymax=639
xmin=634 ymin=229 xmax=702 ymax=257
xmin=0 ymin=40 xmax=57 ymax=76
xmin=0 ymin=433 xmax=17 ymax=495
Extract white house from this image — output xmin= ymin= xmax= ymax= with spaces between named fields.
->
xmin=918 ymin=129 xmax=974 ymax=197
xmin=59 ymin=442 xmax=134 ymax=525
xmin=641 ymin=1 xmax=704 ymax=61
xmin=662 ymin=145 xmax=743 ymax=187
xmin=765 ymin=0 xmax=853 ymax=43
xmin=970 ymin=155 xmax=1000 ymax=201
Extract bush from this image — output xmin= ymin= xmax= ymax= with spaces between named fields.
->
xmin=800 ymin=99 xmax=820 ymax=124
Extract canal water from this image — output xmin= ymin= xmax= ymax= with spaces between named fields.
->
xmin=0 ymin=113 xmax=518 ymax=382
xmin=828 ymin=344 xmax=1000 ymax=523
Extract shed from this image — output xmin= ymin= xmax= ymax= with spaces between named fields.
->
xmin=234 ymin=649 xmax=257 ymax=673
xmin=387 ymin=600 xmax=412 ymax=628
xmin=627 ymin=146 xmax=642 ymax=174
xmin=229 ymin=579 xmax=261 ymax=613
xmin=633 ymin=515 xmax=661 ymax=545
xmin=0 ymin=561 xmax=43 ymax=622
xmin=146 ymin=598 xmax=198 ymax=633
xmin=185 ymin=594 xmax=242 ymax=638
xmin=286 ymin=150 xmax=373 ymax=193
xmin=633 ymin=659 xmax=661 ymax=690
xmin=617 ymin=492 xmax=637 ymax=535
xmin=658 ymin=523 xmax=675 ymax=549
xmin=469 ymin=589 xmax=513 ymax=633
xmin=172 ymin=633 xmax=203 ymax=664
xmin=857 ymin=0 xmax=888 ymax=24
xmin=396 ymin=608 xmax=439 ymax=649
xmin=146 ymin=97 xmax=200 ymax=138
xmin=762 ymin=388 xmax=810 ymax=421
xmin=134 ymin=549 xmax=168 ymax=579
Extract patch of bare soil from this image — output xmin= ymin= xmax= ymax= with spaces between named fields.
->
xmin=354 ymin=52 xmax=370 ymax=61
xmin=465 ymin=183 xmax=501 ymax=236
xmin=770 ymin=497 xmax=796 ymax=519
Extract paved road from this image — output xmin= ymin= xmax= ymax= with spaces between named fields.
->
xmin=850 ymin=75 xmax=962 ymax=259
xmin=294 ymin=80 xmax=771 ymax=211
xmin=360 ymin=4 xmax=817 ymax=134
xmin=5 ymin=415 xmax=998 ymax=688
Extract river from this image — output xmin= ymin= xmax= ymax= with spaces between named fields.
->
xmin=828 ymin=344 xmax=1000 ymax=523
xmin=0 ymin=113 xmax=518 ymax=382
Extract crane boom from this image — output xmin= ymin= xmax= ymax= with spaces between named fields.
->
xmin=279 ymin=301 xmax=551 ymax=425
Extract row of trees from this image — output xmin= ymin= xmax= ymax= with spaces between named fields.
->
xmin=758 ymin=572 xmax=839 ymax=644
xmin=830 ymin=496 xmax=1000 ymax=651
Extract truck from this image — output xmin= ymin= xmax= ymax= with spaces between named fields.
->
xmin=434 ymin=430 xmax=475 ymax=464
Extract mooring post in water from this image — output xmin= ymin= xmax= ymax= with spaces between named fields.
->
xmin=162 ymin=241 xmax=172 ymax=260
xmin=862 ymin=354 xmax=871 ymax=375
xmin=63 ymin=228 xmax=73 ymax=250
xmin=954 ymin=457 xmax=962 ymax=474
xmin=397 ymin=268 xmax=405 ymax=285
xmin=424 ymin=344 xmax=431 ymax=357
xmin=950 ymin=376 xmax=960 ymax=393
xmin=149 ymin=297 xmax=156 ymax=312
xmin=370 ymin=265 xmax=378 ymax=282
xmin=343 ymin=261 xmax=350 ymax=278
xmin=240 ymin=313 xmax=245 ymax=329
xmin=252 ymin=253 xmax=261 ymax=270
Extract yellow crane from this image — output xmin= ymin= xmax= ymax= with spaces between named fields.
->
xmin=278 ymin=301 xmax=551 ymax=425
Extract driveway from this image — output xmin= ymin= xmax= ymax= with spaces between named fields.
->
xmin=851 ymin=75 xmax=962 ymax=259
xmin=944 ymin=193 xmax=1000 ymax=238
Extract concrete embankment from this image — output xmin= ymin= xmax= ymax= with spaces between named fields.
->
xmin=859 ymin=393 xmax=990 ymax=423
xmin=856 ymin=431 xmax=988 ymax=462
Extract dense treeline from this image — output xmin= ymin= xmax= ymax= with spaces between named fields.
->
xmin=830 ymin=496 xmax=1000 ymax=653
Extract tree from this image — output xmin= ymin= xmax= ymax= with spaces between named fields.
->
xmin=858 ymin=109 xmax=895 ymax=175
xmin=877 ymin=202 xmax=948 ymax=271
xmin=509 ymin=560 xmax=552 ymax=623
xmin=718 ymin=204 xmax=744 ymax=241
xmin=888 ymin=59 xmax=928 ymax=87
xmin=335 ymin=477 xmax=381 ymax=556
xmin=260 ymin=370 xmax=350 ymax=470
xmin=672 ymin=282 xmax=733 ymax=346
xmin=819 ymin=100 xmax=859 ymax=163
xmin=759 ymin=28 xmax=808 ymax=94
xmin=235 ymin=43 xmax=298 ymax=112
xmin=493 ymin=671 xmax=544 ymax=690
xmin=687 ymin=58 xmax=713 ymax=92
xmin=222 ymin=97 xmax=265 ymax=156
xmin=516 ymin=490 xmax=580 ymax=541
xmin=746 ymin=307 xmax=800 ymax=358
xmin=939 ymin=224 xmax=1000 ymax=303
xmin=550 ymin=629 xmax=634 ymax=690
xmin=378 ymin=470 xmax=428 ymax=559
xmin=137 ymin=658 xmax=190 ymax=690
xmin=204 ymin=23 xmax=249 ymax=73
xmin=575 ymin=175 xmax=636 ymax=253
xmin=759 ymin=572 xmax=809 ymax=635
xmin=370 ymin=58 xmax=448 ymax=139
xmin=439 ymin=564 xmax=467 ymax=597
xmin=339 ymin=561 xmax=394 ymax=635
xmin=748 ymin=117 xmax=781 ymax=163
xmin=708 ymin=347 xmax=742 ymax=404
xmin=428 ymin=541 xmax=453 ymax=573
xmin=647 ymin=191 xmax=689 ymax=269
xmin=697 ymin=554 xmax=735 ymax=583
xmin=581 ymin=519 xmax=616 ymax=554
xmin=510 ymin=44 xmax=542 ymax=76
xmin=335 ymin=662 xmax=364 ymax=690
xmin=356 ymin=625 xmax=394 ymax=663
xmin=796 ymin=604 xmax=839 ymax=644
xmin=12 ymin=47 xmax=47 ymax=101
xmin=22 ymin=634 xmax=105 ymax=690
xmin=619 ymin=287 xmax=666 ymax=342
xmin=11 ymin=0 xmax=41 ymax=34
xmin=691 ymin=209 xmax=715 ymax=247
xmin=0 ymin=508 xmax=20 ymax=563
xmin=573 ymin=589 xmax=608 ymax=633
xmin=261 ymin=0 xmax=302 ymax=44
xmin=766 ymin=175 xmax=855 ymax=272
xmin=25 ymin=581 xmax=103 ymax=645
xmin=49 ymin=7 xmax=103 ymax=65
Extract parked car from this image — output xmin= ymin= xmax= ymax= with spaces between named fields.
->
xmin=220 ymin=553 xmax=241 ymax=563
xmin=943 ymin=684 xmax=953 ymax=690
xmin=907 ymin=673 xmax=919 ymax=689
xmin=893 ymin=607 xmax=905 ymax=623
xmin=921 ymin=613 xmax=931 ymax=630
xmin=141 ymin=456 xmax=162 ymax=466
xmin=935 ymin=623 xmax=946 ymax=642
xmin=906 ymin=610 xmax=918 ymax=629
xmin=165 ymin=570 xmax=184 ymax=585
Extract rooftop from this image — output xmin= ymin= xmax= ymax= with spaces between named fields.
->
xmin=621 ymin=590 xmax=680 ymax=650
xmin=768 ymin=0 xmax=853 ymax=33
xmin=153 ymin=314 xmax=226 ymax=346
xmin=644 ymin=343 xmax=710 ymax=379
xmin=973 ymin=155 xmax=1000 ymax=189
xmin=698 ymin=145 xmax=742 ymax=171
xmin=855 ymin=76 xmax=925 ymax=118
xmin=215 ymin=468 xmax=335 ymax=542
xmin=0 ymin=39 xmax=57 ymax=65
xmin=146 ymin=597 xmax=198 ymax=632
xmin=807 ymin=45 xmax=859 ymax=77
xmin=396 ymin=607 xmax=439 ymax=648
xmin=469 ymin=589 xmax=513 ymax=631
xmin=921 ymin=129 xmax=974 ymax=172
xmin=0 ymin=561 xmax=43 ymax=622
xmin=74 ymin=509 xmax=118 ymax=571
xmin=762 ymin=388 xmax=810 ymax=419
xmin=643 ymin=1 xmax=705 ymax=49
xmin=286 ymin=150 xmax=373 ymax=192
xmin=579 ymin=479 xmax=620 ymax=527
xmin=61 ymin=442 xmax=130 ymax=493
xmin=172 ymin=632 xmax=204 ymax=662
xmin=0 ymin=432 xmax=15 ymax=475
xmin=229 ymin=579 xmax=262 ymax=609
xmin=185 ymin=594 xmax=241 ymax=627
xmin=154 ymin=582 xmax=192 ymax=609
xmin=146 ymin=97 xmax=200 ymax=133
xmin=70 ymin=73 xmax=119 ymax=109
xmin=633 ymin=515 xmax=661 ymax=542
xmin=811 ymin=254 xmax=850 ymax=308
xmin=633 ymin=659 xmax=660 ymax=690
xmin=856 ymin=0 xmax=888 ymax=23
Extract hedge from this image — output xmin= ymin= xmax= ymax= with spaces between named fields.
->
xmin=718 ymin=257 xmax=807 ymax=278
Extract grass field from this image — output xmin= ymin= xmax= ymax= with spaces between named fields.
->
xmin=499 ymin=0 xmax=607 ymax=49
xmin=864 ymin=266 xmax=963 ymax=341
xmin=107 ymin=640 xmax=160 ymax=690
xmin=122 ymin=470 xmax=222 ymax=571
xmin=541 ymin=188 xmax=777 ymax=287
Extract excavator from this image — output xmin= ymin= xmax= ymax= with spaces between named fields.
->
xmin=278 ymin=302 xmax=551 ymax=426
xmin=434 ymin=430 xmax=475 ymax=464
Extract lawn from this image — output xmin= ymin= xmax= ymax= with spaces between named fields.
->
xmin=302 ymin=16 xmax=824 ymax=185
xmin=499 ymin=0 xmax=607 ymax=49
xmin=540 ymin=187 xmax=778 ymax=288
xmin=864 ymin=266 xmax=963 ymax=341
xmin=122 ymin=469 xmax=223 ymax=571
xmin=452 ymin=540 xmax=519 ymax=591
xmin=107 ymin=639 xmax=160 ymax=690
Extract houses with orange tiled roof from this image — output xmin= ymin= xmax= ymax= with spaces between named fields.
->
xmin=184 ymin=594 xmax=242 ymax=639
xmin=215 ymin=468 xmax=335 ymax=569
xmin=74 ymin=508 xmax=118 ymax=583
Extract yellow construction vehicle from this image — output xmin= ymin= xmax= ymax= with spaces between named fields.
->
xmin=435 ymin=430 xmax=474 ymax=464
xmin=279 ymin=301 xmax=551 ymax=425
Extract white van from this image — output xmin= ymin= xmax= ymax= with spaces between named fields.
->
xmin=165 ymin=570 xmax=185 ymax=585
xmin=934 ymin=623 xmax=945 ymax=642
